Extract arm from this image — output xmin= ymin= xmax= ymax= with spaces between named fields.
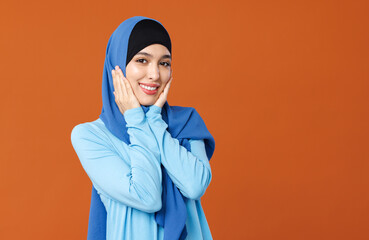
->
xmin=71 ymin=107 xmax=162 ymax=213
xmin=145 ymin=105 xmax=212 ymax=200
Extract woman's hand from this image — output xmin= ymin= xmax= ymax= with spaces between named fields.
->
xmin=154 ymin=77 xmax=173 ymax=108
xmin=112 ymin=65 xmax=140 ymax=115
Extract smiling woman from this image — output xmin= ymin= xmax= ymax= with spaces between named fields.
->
xmin=125 ymin=44 xmax=172 ymax=105
xmin=70 ymin=16 xmax=215 ymax=240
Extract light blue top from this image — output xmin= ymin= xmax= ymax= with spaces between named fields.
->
xmin=71 ymin=105 xmax=213 ymax=240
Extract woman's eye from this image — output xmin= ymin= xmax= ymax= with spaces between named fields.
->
xmin=136 ymin=58 xmax=147 ymax=63
xmin=160 ymin=62 xmax=171 ymax=67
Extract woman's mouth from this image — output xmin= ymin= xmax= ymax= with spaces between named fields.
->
xmin=139 ymin=83 xmax=159 ymax=95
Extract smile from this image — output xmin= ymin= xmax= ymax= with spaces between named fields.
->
xmin=139 ymin=83 xmax=159 ymax=95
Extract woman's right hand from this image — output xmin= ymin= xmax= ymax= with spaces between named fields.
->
xmin=112 ymin=65 xmax=140 ymax=115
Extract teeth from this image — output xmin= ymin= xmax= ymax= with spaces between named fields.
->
xmin=140 ymin=84 xmax=158 ymax=91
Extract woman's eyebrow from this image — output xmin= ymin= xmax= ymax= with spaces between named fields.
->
xmin=136 ymin=51 xmax=172 ymax=59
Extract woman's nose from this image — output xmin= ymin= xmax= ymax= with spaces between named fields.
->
xmin=147 ymin=64 xmax=160 ymax=80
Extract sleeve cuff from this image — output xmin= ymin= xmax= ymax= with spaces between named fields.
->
xmin=124 ymin=107 xmax=145 ymax=125
xmin=146 ymin=105 xmax=168 ymax=129
xmin=146 ymin=105 xmax=162 ymax=118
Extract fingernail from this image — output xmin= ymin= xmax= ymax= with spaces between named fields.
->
xmin=115 ymin=66 xmax=118 ymax=70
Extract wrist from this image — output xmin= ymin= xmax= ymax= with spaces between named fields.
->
xmin=124 ymin=107 xmax=145 ymax=125
xmin=153 ymin=102 xmax=164 ymax=108
xmin=146 ymin=105 xmax=162 ymax=118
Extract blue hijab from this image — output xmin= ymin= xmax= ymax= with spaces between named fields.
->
xmin=89 ymin=16 xmax=215 ymax=240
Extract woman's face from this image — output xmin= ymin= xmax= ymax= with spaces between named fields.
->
xmin=125 ymin=44 xmax=172 ymax=106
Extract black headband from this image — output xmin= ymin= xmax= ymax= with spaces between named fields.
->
xmin=126 ymin=19 xmax=172 ymax=66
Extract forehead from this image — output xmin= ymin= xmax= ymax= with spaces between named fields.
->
xmin=137 ymin=44 xmax=171 ymax=57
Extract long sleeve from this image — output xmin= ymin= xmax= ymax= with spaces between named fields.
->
xmin=71 ymin=107 xmax=162 ymax=213
xmin=145 ymin=105 xmax=212 ymax=200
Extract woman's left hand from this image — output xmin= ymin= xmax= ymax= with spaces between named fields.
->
xmin=154 ymin=77 xmax=172 ymax=108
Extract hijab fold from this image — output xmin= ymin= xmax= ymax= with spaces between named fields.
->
xmin=88 ymin=16 xmax=215 ymax=240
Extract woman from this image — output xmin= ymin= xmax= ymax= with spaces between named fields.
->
xmin=71 ymin=16 xmax=215 ymax=240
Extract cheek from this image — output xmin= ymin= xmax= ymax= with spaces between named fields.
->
xmin=125 ymin=71 xmax=141 ymax=94
xmin=127 ymin=79 xmax=138 ymax=90
xmin=162 ymin=70 xmax=172 ymax=83
xmin=126 ymin=65 xmax=145 ymax=83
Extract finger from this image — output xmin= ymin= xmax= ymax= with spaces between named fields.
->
xmin=112 ymin=70 xmax=118 ymax=96
xmin=123 ymin=78 xmax=140 ymax=107
xmin=116 ymin=67 xmax=128 ymax=96
xmin=123 ymin=77 xmax=134 ymax=95
xmin=167 ymin=77 xmax=173 ymax=88
xmin=112 ymin=69 xmax=120 ymax=94
xmin=113 ymin=72 xmax=123 ymax=104
xmin=113 ymin=68 xmax=125 ymax=97
xmin=116 ymin=66 xmax=124 ymax=81
xmin=163 ymin=77 xmax=173 ymax=95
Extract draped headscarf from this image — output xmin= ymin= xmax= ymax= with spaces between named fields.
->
xmin=88 ymin=16 xmax=215 ymax=240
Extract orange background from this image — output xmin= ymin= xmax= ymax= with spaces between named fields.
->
xmin=1 ymin=0 xmax=369 ymax=239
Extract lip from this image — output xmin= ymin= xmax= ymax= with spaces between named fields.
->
xmin=139 ymin=82 xmax=160 ymax=87
xmin=139 ymin=83 xmax=159 ymax=95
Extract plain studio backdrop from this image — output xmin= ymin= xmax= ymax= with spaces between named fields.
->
xmin=1 ymin=0 xmax=368 ymax=239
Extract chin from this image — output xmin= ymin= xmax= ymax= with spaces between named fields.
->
xmin=139 ymin=98 xmax=157 ymax=106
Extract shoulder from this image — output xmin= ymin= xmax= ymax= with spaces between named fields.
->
xmin=71 ymin=118 xmax=100 ymax=139
xmin=70 ymin=118 xmax=113 ymax=147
